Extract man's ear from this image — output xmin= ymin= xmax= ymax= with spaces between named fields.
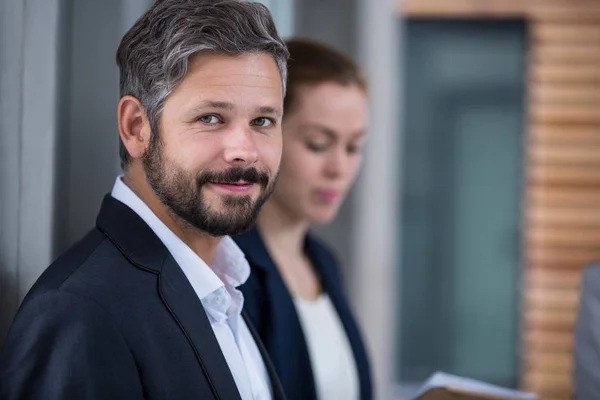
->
xmin=118 ymin=96 xmax=152 ymax=161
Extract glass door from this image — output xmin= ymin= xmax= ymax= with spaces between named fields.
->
xmin=397 ymin=20 xmax=527 ymax=389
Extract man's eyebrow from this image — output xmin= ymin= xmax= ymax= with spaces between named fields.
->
xmin=189 ymin=102 xmax=282 ymax=117
xmin=193 ymin=100 xmax=234 ymax=111
xmin=257 ymin=106 xmax=282 ymax=117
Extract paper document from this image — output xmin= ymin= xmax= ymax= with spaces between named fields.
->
xmin=412 ymin=372 xmax=538 ymax=400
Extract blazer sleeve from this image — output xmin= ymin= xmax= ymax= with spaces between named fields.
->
xmin=0 ymin=290 xmax=144 ymax=400
xmin=574 ymin=263 xmax=600 ymax=400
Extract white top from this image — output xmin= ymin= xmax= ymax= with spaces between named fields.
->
xmin=111 ymin=176 xmax=272 ymax=400
xmin=294 ymin=294 xmax=360 ymax=400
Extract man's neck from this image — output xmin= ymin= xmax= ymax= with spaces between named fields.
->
xmin=122 ymin=171 xmax=220 ymax=265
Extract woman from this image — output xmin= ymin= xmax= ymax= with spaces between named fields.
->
xmin=235 ymin=38 xmax=371 ymax=400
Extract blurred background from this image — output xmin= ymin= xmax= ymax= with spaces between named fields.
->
xmin=1 ymin=0 xmax=599 ymax=399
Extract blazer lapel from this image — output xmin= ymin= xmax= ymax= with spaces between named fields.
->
xmin=242 ymin=310 xmax=287 ymax=400
xmin=97 ymin=195 xmax=242 ymax=400
xmin=235 ymin=228 xmax=317 ymax=400
xmin=159 ymin=256 xmax=242 ymax=400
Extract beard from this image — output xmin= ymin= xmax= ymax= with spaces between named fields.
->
xmin=142 ymin=132 xmax=278 ymax=237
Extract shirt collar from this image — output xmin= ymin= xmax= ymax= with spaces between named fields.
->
xmin=110 ymin=176 xmax=250 ymax=300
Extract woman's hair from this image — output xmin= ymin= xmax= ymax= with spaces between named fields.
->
xmin=284 ymin=38 xmax=367 ymax=114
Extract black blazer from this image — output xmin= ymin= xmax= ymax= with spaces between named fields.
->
xmin=0 ymin=195 xmax=286 ymax=400
xmin=234 ymin=227 xmax=372 ymax=400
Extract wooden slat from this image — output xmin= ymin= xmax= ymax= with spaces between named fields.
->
xmin=522 ymin=371 xmax=572 ymax=398
xmin=528 ymin=259 xmax=594 ymax=271
xmin=527 ymin=247 xmax=600 ymax=270
xmin=531 ymin=64 xmax=600 ymax=84
xmin=531 ymin=125 xmax=600 ymax=144
xmin=529 ymin=145 xmax=600 ymax=166
xmin=533 ymin=44 xmax=600 ymax=66
xmin=532 ymin=23 xmax=600 ymax=45
xmin=531 ymin=106 xmax=600 ymax=123
xmin=522 ymin=350 xmax=572 ymax=374
xmin=401 ymin=0 xmax=526 ymax=18
xmin=525 ymin=268 xmax=582 ymax=291
xmin=524 ymin=308 xmax=576 ymax=331
xmin=401 ymin=0 xmax=600 ymax=20
xmin=528 ymin=186 xmax=600 ymax=208
xmin=523 ymin=287 xmax=579 ymax=310
xmin=529 ymin=3 xmax=600 ymax=22
xmin=529 ymin=243 xmax=600 ymax=261
xmin=527 ymin=225 xmax=600 ymax=248
xmin=530 ymin=83 xmax=600 ymax=106
xmin=523 ymin=329 xmax=573 ymax=351
xmin=528 ymin=208 xmax=600 ymax=227
xmin=529 ymin=163 xmax=600 ymax=186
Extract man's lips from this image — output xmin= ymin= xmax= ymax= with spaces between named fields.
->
xmin=208 ymin=180 xmax=255 ymax=193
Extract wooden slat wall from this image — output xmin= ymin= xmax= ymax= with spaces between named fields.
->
xmin=522 ymin=7 xmax=600 ymax=400
xmin=400 ymin=0 xmax=526 ymax=18
xmin=402 ymin=0 xmax=600 ymax=20
xmin=400 ymin=1 xmax=600 ymax=399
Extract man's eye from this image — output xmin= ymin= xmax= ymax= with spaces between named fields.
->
xmin=251 ymin=117 xmax=273 ymax=127
xmin=198 ymin=115 xmax=220 ymax=124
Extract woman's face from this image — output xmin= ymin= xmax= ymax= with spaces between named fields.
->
xmin=270 ymin=82 xmax=368 ymax=224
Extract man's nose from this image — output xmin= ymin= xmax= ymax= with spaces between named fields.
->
xmin=222 ymin=126 xmax=259 ymax=166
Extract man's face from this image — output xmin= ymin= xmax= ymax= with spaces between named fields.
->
xmin=143 ymin=52 xmax=283 ymax=236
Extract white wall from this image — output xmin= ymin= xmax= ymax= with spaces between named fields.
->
xmin=354 ymin=0 xmax=403 ymax=398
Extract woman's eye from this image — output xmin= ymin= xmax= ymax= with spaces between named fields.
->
xmin=251 ymin=117 xmax=273 ymax=127
xmin=198 ymin=115 xmax=220 ymax=124
xmin=306 ymin=142 xmax=327 ymax=152
xmin=347 ymin=145 xmax=363 ymax=154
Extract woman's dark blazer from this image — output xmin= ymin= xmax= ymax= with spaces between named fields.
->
xmin=234 ymin=227 xmax=372 ymax=400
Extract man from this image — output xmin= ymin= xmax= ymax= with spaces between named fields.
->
xmin=0 ymin=1 xmax=289 ymax=399
xmin=574 ymin=262 xmax=600 ymax=399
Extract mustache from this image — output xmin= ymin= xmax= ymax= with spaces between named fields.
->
xmin=196 ymin=167 xmax=270 ymax=188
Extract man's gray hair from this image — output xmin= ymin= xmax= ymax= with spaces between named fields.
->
xmin=116 ymin=0 xmax=289 ymax=169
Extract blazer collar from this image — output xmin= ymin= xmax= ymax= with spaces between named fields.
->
xmin=233 ymin=227 xmax=279 ymax=273
xmin=96 ymin=194 xmax=168 ymax=273
xmin=97 ymin=194 xmax=244 ymax=400
xmin=235 ymin=227 xmax=332 ymax=285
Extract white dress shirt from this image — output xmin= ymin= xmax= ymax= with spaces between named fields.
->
xmin=294 ymin=294 xmax=360 ymax=400
xmin=111 ymin=176 xmax=272 ymax=400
